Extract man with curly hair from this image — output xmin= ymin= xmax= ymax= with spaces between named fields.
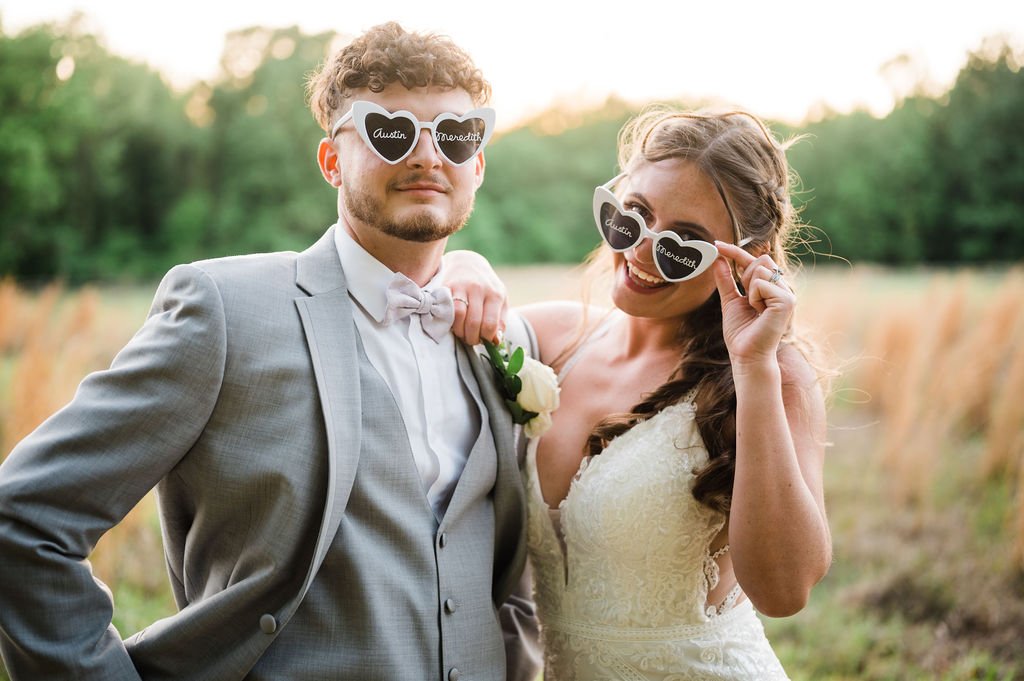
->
xmin=0 ymin=22 xmax=540 ymax=681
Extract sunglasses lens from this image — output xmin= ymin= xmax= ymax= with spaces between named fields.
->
xmin=435 ymin=117 xmax=488 ymax=165
xmin=654 ymin=239 xmax=712 ymax=281
xmin=598 ymin=202 xmax=642 ymax=250
xmin=364 ymin=112 xmax=417 ymax=162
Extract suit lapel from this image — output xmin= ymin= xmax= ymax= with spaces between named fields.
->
xmin=463 ymin=343 xmax=516 ymax=464
xmin=293 ymin=227 xmax=362 ymax=600
xmin=463 ymin=343 xmax=527 ymax=601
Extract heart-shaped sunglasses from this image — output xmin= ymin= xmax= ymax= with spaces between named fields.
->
xmin=331 ymin=101 xmax=495 ymax=167
xmin=593 ymin=173 xmax=753 ymax=282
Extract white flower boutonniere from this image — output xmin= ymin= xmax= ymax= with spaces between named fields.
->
xmin=482 ymin=338 xmax=560 ymax=438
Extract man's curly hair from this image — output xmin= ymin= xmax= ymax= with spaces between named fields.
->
xmin=307 ymin=22 xmax=491 ymax=133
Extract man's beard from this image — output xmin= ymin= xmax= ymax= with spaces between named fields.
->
xmin=343 ymin=178 xmax=474 ymax=243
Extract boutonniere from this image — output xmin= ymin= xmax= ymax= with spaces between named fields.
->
xmin=482 ymin=338 xmax=560 ymax=438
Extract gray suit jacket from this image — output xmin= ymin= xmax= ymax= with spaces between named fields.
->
xmin=0 ymin=227 xmax=540 ymax=680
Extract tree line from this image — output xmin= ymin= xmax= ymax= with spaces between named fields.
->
xmin=1 ymin=16 xmax=1022 ymax=283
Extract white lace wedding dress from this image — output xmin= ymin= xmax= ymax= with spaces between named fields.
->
xmin=524 ymin=395 xmax=790 ymax=680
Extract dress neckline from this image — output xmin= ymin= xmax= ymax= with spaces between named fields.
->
xmin=527 ymin=400 xmax=695 ymax=513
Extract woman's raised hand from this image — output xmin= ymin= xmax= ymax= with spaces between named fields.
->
xmin=712 ymin=241 xmax=795 ymax=367
xmin=441 ymin=250 xmax=508 ymax=346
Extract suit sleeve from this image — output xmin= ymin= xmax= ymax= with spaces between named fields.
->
xmin=500 ymin=561 xmax=543 ymax=681
xmin=504 ymin=310 xmax=540 ymax=363
xmin=0 ymin=264 xmax=227 ymax=680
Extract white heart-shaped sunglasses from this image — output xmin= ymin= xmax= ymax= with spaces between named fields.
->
xmin=332 ymin=100 xmax=495 ymax=167
xmin=593 ymin=173 xmax=753 ymax=282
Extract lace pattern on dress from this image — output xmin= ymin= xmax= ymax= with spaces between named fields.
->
xmin=524 ymin=395 xmax=789 ymax=679
xmin=703 ymin=544 xmax=744 ymax=618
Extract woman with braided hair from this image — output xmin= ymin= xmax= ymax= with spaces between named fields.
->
xmin=448 ymin=106 xmax=831 ymax=679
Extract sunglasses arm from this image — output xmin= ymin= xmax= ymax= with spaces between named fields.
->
xmin=603 ymin=172 xmax=626 ymax=190
xmin=330 ymin=110 xmax=354 ymax=139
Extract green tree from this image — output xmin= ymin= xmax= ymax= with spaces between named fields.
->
xmin=791 ymin=37 xmax=1024 ymax=265
xmin=191 ymin=26 xmax=336 ymax=261
xmin=2 ymin=19 xmax=1022 ymax=281
xmin=0 ymin=15 xmax=196 ymax=281
xmin=452 ymin=99 xmax=633 ymax=263
xmin=788 ymin=99 xmax=943 ymax=265
xmin=931 ymin=37 xmax=1024 ymax=262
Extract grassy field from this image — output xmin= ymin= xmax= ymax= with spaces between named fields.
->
xmin=1 ymin=264 xmax=1022 ymax=680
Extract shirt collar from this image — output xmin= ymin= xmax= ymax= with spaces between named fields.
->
xmin=333 ymin=223 xmax=446 ymax=323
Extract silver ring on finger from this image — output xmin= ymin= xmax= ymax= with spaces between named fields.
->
xmin=453 ymin=296 xmax=469 ymax=306
xmin=768 ymin=267 xmax=784 ymax=285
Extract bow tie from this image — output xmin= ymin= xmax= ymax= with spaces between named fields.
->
xmin=383 ymin=273 xmax=455 ymax=342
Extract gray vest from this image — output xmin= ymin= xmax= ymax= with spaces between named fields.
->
xmin=248 ymin=337 xmax=505 ymax=680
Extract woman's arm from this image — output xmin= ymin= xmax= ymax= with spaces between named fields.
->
xmin=712 ymin=242 xmax=832 ymax=617
xmin=441 ymin=249 xmax=601 ymax=359
xmin=728 ymin=345 xmax=831 ymax=617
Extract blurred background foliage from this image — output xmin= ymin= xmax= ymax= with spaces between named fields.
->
xmin=1 ymin=16 xmax=1023 ymax=283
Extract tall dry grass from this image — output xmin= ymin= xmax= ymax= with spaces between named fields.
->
xmin=0 ymin=277 xmax=19 ymax=351
xmin=0 ymin=282 xmax=168 ymax=618
xmin=812 ymin=267 xmax=1024 ymax=561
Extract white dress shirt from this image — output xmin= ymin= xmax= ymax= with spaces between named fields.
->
xmin=334 ymin=225 xmax=480 ymax=518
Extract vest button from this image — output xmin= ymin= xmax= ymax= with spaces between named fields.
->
xmin=439 ymin=532 xmax=448 ymax=548
xmin=448 ymin=668 xmax=461 ymax=681
xmin=444 ymin=598 xmax=457 ymax=614
xmin=259 ymin=614 xmax=277 ymax=634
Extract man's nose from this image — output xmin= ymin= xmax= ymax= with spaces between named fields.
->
xmin=405 ymin=128 xmax=442 ymax=169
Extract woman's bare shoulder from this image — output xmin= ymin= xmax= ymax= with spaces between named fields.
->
xmin=518 ymin=301 xmax=611 ymax=366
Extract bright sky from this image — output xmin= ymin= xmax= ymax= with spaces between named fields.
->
xmin=2 ymin=0 xmax=1022 ymax=129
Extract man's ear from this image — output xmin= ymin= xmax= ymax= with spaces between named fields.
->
xmin=474 ymin=151 xmax=486 ymax=188
xmin=317 ymin=138 xmax=343 ymax=187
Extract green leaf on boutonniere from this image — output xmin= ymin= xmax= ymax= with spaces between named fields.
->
xmin=508 ymin=346 xmax=524 ymax=375
xmin=482 ymin=338 xmax=542 ymax=424
xmin=504 ymin=374 xmax=522 ymax=397
xmin=485 ymin=341 xmax=506 ymax=374
xmin=504 ymin=399 xmax=538 ymax=425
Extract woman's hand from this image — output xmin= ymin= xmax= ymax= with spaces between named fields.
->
xmin=712 ymin=241 xmax=795 ymax=368
xmin=441 ymin=250 xmax=508 ymax=345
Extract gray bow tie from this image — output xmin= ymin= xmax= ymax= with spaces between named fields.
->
xmin=383 ymin=273 xmax=455 ymax=342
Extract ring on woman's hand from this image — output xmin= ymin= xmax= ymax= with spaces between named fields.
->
xmin=453 ymin=296 xmax=469 ymax=306
xmin=768 ymin=267 xmax=784 ymax=284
